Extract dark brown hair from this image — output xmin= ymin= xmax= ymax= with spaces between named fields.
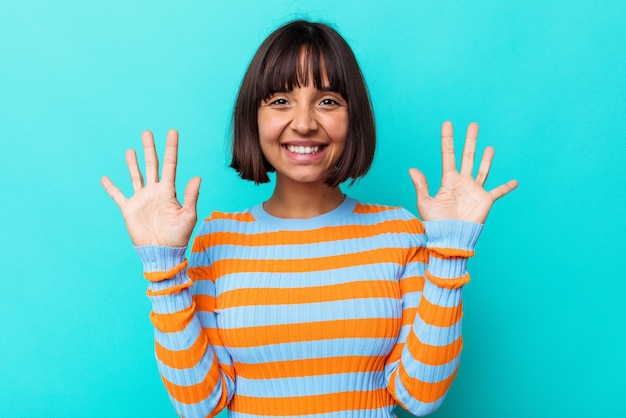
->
xmin=230 ymin=20 xmax=375 ymax=187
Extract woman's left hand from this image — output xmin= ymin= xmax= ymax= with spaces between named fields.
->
xmin=409 ymin=121 xmax=518 ymax=224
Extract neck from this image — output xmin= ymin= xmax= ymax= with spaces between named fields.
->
xmin=264 ymin=176 xmax=345 ymax=219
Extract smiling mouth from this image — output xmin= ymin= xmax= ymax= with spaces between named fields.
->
xmin=284 ymin=144 xmax=326 ymax=154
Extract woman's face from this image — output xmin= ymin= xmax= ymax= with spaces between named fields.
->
xmin=257 ymin=79 xmax=348 ymax=186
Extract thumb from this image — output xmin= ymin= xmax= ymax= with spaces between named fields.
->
xmin=408 ymin=168 xmax=430 ymax=204
xmin=182 ymin=176 xmax=202 ymax=212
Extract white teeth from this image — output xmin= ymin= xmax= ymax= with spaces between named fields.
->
xmin=287 ymin=145 xmax=321 ymax=154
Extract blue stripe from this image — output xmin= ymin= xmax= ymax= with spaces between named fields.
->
xmin=215 ymin=298 xmax=402 ymax=328
xmin=424 ymin=220 xmax=483 ymax=250
xmin=201 ymin=232 xmax=419 ymax=263
xmin=229 ymin=337 xmax=398 ymax=364
xmin=197 ymin=311 xmax=218 ymax=329
xmin=229 ymin=406 xmax=395 ymax=418
xmin=422 ymin=281 xmax=463 ymax=307
xmin=426 ymin=256 xmax=468 ymax=280
xmin=397 ymin=324 xmax=411 ymax=344
xmin=412 ymin=316 xmax=463 ymax=347
xmin=190 ymin=276 xmax=216 ymax=295
xmin=135 ymin=245 xmax=187 ymax=272
xmin=399 ymin=349 xmax=459 ymax=383
xmin=401 ymin=290 xmax=422 ymax=309
xmin=149 ymin=291 xmax=193 ymax=314
xmin=156 ymin=347 xmax=217 ymax=386
xmin=235 ymin=371 xmax=386 ymax=398
xmin=212 ymin=345 xmax=233 ymax=366
xmin=205 ymin=264 xmax=411 ymax=294
xmin=154 ymin=319 xmax=202 ymax=351
xmin=196 ymin=311 xmax=218 ymax=329
xmin=402 ymin=260 xmax=426 ymax=278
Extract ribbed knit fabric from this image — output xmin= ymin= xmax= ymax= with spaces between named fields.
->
xmin=136 ymin=197 xmax=483 ymax=418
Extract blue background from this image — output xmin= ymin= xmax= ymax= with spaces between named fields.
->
xmin=1 ymin=0 xmax=624 ymax=416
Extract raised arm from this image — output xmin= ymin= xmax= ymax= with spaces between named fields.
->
xmin=102 ymin=131 xmax=235 ymax=416
xmin=386 ymin=122 xmax=517 ymax=414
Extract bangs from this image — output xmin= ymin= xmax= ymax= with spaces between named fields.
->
xmin=257 ymin=37 xmax=348 ymax=101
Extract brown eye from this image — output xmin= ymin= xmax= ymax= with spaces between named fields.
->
xmin=267 ymin=98 xmax=287 ymax=106
xmin=320 ymin=98 xmax=340 ymax=106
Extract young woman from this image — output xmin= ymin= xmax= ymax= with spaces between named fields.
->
xmin=101 ymin=20 xmax=517 ymax=418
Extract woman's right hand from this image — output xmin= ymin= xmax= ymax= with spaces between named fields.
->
xmin=101 ymin=129 xmax=201 ymax=248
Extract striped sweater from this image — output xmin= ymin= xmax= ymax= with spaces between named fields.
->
xmin=136 ymin=197 xmax=483 ymax=417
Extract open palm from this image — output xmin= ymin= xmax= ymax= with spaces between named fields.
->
xmin=410 ymin=122 xmax=517 ymax=224
xmin=101 ymin=130 xmax=201 ymax=247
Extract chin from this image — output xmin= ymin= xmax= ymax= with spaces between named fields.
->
xmin=279 ymin=170 xmax=332 ymax=185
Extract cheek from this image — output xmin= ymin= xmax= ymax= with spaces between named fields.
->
xmin=258 ymin=114 xmax=285 ymax=144
xmin=340 ymin=123 xmax=349 ymax=142
xmin=332 ymin=115 xmax=349 ymax=144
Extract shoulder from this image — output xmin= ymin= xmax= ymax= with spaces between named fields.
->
xmin=204 ymin=209 xmax=256 ymax=225
xmin=197 ymin=209 xmax=255 ymax=233
xmin=351 ymin=200 xmax=424 ymax=234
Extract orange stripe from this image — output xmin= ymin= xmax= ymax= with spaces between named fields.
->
xmin=402 ymin=307 xmax=418 ymax=326
xmin=193 ymin=219 xmax=422 ymax=249
xmin=161 ymin=356 xmax=222 ymax=404
xmin=187 ymin=265 xmax=212 ymax=282
xmin=209 ymin=248 xmax=427 ymax=279
xmin=353 ymin=203 xmax=397 ymax=214
xmin=146 ymin=280 xmax=192 ymax=297
xmin=387 ymin=342 xmax=405 ymax=365
xmin=220 ymin=318 xmax=400 ymax=348
xmin=155 ymin=332 xmax=208 ymax=369
xmin=229 ymin=389 xmax=394 ymax=415
xmin=192 ymin=294 xmax=215 ymax=311
xmin=220 ymin=279 xmax=400 ymax=307
xmin=428 ymin=247 xmax=474 ymax=259
xmin=417 ymin=298 xmax=463 ymax=328
xmin=205 ymin=211 xmax=255 ymax=222
xmin=399 ymin=275 xmax=424 ymax=294
xmin=397 ymin=362 xmax=458 ymax=403
xmin=144 ymin=260 xmax=188 ymax=282
xmin=150 ymin=304 xmax=196 ymax=333
xmin=234 ymin=355 xmax=387 ymax=379
xmin=204 ymin=327 xmax=225 ymax=347
xmin=406 ymin=329 xmax=463 ymax=366
xmin=425 ymin=271 xmax=470 ymax=289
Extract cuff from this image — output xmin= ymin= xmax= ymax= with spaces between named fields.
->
xmin=423 ymin=220 xmax=484 ymax=283
xmin=135 ymin=245 xmax=190 ymax=293
xmin=134 ymin=245 xmax=188 ymax=271
xmin=423 ymin=220 xmax=483 ymax=251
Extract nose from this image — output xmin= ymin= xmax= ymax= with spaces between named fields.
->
xmin=290 ymin=105 xmax=319 ymax=134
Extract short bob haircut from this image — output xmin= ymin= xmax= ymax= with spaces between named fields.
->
xmin=230 ymin=20 xmax=376 ymax=187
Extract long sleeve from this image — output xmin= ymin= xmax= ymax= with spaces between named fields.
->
xmin=385 ymin=219 xmax=483 ymax=416
xmin=136 ymin=245 xmax=235 ymax=418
